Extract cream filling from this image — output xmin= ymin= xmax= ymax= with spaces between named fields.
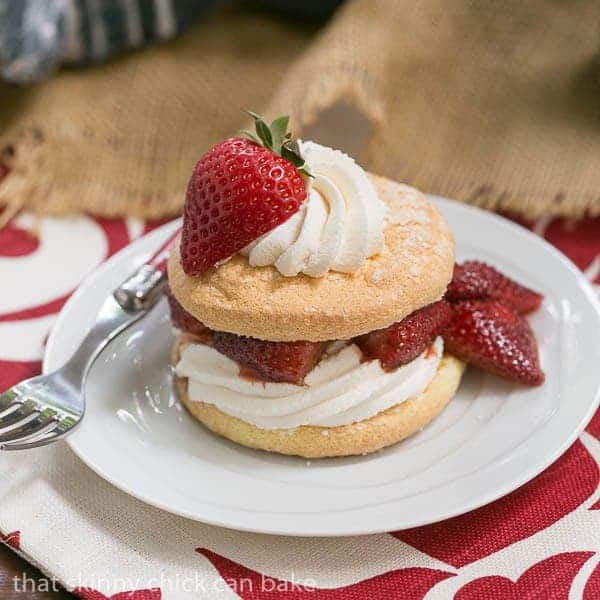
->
xmin=242 ymin=140 xmax=387 ymax=277
xmin=175 ymin=337 xmax=443 ymax=430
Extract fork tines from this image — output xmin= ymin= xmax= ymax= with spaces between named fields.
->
xmin=0 ymin=392 xmax=75 ymax=451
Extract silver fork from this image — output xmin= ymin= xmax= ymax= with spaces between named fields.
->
xmin=0 ymin=229 xmax=179 ymax=451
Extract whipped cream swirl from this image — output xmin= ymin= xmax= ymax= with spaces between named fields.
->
xmin=242 ymin=141 xmax=387 ymax=277
xmin=176 ymin=337 xmax=443 ymax=429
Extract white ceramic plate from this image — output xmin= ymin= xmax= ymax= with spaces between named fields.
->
xmin=44 ymin=198 xmax=600 ymax=536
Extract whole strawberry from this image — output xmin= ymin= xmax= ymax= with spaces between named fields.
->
xmin=443 ymin=300 xmax=544 ymax=386
xmin=355 ymin=301 xmax=453 ymax=371
xmin=446 ymin=261 xmax=543 ymax=314
xmin=181 ymin=112 xmax=310 ymax=275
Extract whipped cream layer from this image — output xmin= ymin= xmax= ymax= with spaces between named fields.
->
xmin=176 ymin=337 xmax=443 ymax=430
xmin=242 ymin=141 xmax=387 ymax=277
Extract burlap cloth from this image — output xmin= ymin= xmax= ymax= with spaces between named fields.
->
xmin=2 ymin=0 xmax=600 ymax=226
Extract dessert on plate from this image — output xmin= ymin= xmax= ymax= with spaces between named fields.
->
xmin=168 ymin=113 xmax=544 ymax=458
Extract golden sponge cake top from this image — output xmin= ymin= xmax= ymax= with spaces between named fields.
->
xmin=168 ymin=174 xmax=454 ymax=342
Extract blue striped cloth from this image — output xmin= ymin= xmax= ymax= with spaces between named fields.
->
xmin=0 ymin=0 xmax=343 ymax=84
xmin=0 ymin=0 xmax=213 ymax=83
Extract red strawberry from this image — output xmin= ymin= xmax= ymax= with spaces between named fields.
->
xmin=166 ymin=287 xmax=213 ymax=342
xmin=446 ymin=261 xmax=543 ymax=314
xmin=212 ymin=332 xmax=325 ymax=385
xmin=181 ymin=113 xmax=310 ymax=275
xmin=355 ymin=301 xmax=453 ymax=371
xmin=443 ymin=300 xmax=544 ymax=386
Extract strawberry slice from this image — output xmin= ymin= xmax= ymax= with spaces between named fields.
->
xmin=443 ymin=300 xmax=544 ymax=386
xmin=166 ymin=287 xmax=213 ymax=342
xmin=212 ymin=332 xmax=325 ymax=385
xmin=181 ymin=113 xmax=310 ymax=275
xmin=167 ymin=286 xmax=323 ymax=383
xmin=355 ymin=301 xmax=453 ymax=371
xmin=446 ymin=261 xmax=543 ymax=314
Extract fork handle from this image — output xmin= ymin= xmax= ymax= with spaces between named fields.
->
xmin=114 ymin=227 xmax=180 ymax=312
xmin=59 ymin=227 xmax=182 ymax=393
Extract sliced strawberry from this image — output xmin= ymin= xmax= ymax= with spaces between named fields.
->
xmin=212 ymin=332 xmax=325 ymax=385
xmin=181 ymin=113 xmax=310 ymax=275
xmin=446 ymin=261 xmax=543 ymax=314
xmin=443 ymin=300 xmax=544 ymax=386
xmin=166 ymin=287 xmax=213 ymax=342
xmin=355 ymin=300 xmax=453 ymax=371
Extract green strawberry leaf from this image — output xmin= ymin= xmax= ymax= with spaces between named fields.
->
xmin=298 ymin=164 xmax=315 ymax=178
xmin=240 ymin=129 xmax=262 ymax=146
xmin=255 ymin=119 xmax=272 ymax=148
xmin=281 ymin=140 xmax=314 ymax=178
xmin=281 ymin=139 xmax=302 ymax=163
xmin=245 ymin=110 xmax=272 ymax=148
xmin=241 ymin=110 xmax=313 ymax=177
xmin=270 ymin=115 xmax=289 ymax=153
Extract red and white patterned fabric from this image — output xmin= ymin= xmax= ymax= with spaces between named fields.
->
xmin=0 ymin=211 xmax=599 ymax=600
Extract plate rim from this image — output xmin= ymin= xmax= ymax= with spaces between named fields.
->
xmin=44 ymin=197 xmax=600 ymax=536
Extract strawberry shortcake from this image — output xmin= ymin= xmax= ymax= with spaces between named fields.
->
xmin=168 ymin=113 xmax=544 ymax=458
